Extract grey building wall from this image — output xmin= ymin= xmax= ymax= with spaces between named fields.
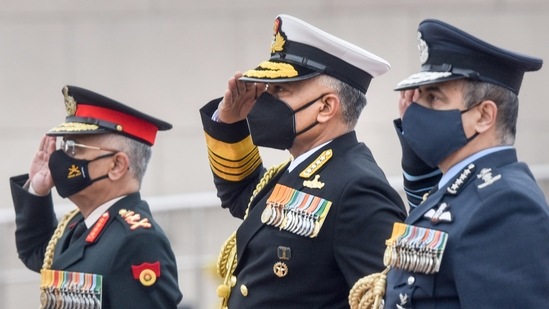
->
xmin=1 ymin=1 xmax=548 ymax=308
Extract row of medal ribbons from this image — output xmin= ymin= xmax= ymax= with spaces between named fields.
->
xmin=383 ymin=222 xmax=448 ymax=274
xmin=40 ymin=269 xmax=102 ymax=309
xmin=261 ymin=184 xmax=332 ymax=238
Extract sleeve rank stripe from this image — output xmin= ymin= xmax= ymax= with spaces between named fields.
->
xmin=207 ymin=145 xmax=260 ymax=167
xmin=204 ymin=133 xmax=262 ymax=181
xmin=204 ymin=132 xmax=257 ymax=161
xmin=208 ymin=150 xmax=261 ymax=175
xmin=209 ymin=150 xmax=262 ymax=181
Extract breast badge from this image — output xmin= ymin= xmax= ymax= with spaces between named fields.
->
xmin=272 ymin=246 xmax=291 ymax=278
xmin=273 ymin=262 xmax=289 ymax=278
xmin=277 ymin=246 xmax=291 ymax=260
xmin=397 ymin=293 xmax=410 ymax=309
xmin=303 ymin=174 xmax=325 ymax=189
xmin=423 ymin=202 xmax=453 ymax=224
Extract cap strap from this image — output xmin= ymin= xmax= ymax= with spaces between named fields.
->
xmin=421 ymin=64 xmax=481 ymax=80
xmin=65 ymin=116 xmax=119 ymax=132
xmin=271 ymin=53 xmax=327 ymax=72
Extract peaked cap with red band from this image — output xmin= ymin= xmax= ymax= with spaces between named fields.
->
xmin=47 ymin=85 xmax=172 ymax=145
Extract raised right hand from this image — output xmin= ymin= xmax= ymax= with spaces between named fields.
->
xmin=29 ymin=135 xmax=56 ymax=196
xmin=398 ymin=89 xmax=420 ymax=119
xmin=217 ymin=72 xmax=266 ymax=124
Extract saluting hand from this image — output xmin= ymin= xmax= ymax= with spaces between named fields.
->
xmin=398 ymin=89 xmax=420 ymax=119
xmin=217 ymin=72 xmax=266 ymax=124
xmin=28 ymin=135 xmax=56 ymax=196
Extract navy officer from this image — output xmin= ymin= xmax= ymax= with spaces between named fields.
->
xmin=200 ymin=14 xmax=406 ymax=309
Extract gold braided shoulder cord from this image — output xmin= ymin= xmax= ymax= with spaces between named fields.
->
xmin=41 ymin=208 xmax=80 ymax=270
xmin=216 ymin=158 xmax=291 ymax=309
xmin=348 ymin=267 xmax=390 ymax=309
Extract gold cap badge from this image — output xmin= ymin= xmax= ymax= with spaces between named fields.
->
xmin=62 ymin=86 xmax=77 ymax=116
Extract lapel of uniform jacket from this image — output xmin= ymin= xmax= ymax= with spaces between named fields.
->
xmin=406 ymin=187 xmax=446 ymax=224
xmin=406 ymin=148 xmax=518 ymax=225
xmin=52 ymin=212 xmax=86 ymax=268
xmin=52 ymin=193 xmax=142 ymax=269
xmin=407 ymin=162 xmax=478 ymax=225
xmin=235 ymin=162 xmax=290 ymax=266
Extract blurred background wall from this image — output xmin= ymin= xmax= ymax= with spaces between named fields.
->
xmin=0 ymin=0 xmax=548 ymax=308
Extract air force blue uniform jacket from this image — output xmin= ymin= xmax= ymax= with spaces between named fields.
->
xmin=385 ymin=148 xmax=549 ymax=308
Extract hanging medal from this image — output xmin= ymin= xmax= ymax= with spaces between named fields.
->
xmin=262 ymin=184 xmax=332 ymax=238
xmin=383 ymin=222 xmax=448 ymax=274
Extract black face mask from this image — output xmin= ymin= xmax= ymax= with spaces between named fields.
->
xmin=48 ymin=149 xmax=115 ymax=198
xmin=246 ymin=92 xmax=324 ymax=150
xmin=401 ymin=102 xmax=479 ymax=168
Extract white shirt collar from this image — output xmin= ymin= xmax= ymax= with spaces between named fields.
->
xmin=84 ymin=196 xmax=125 ymax=228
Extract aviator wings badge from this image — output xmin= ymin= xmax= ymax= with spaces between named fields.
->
xmin=424 ymin=202 xmax=453 ymax=224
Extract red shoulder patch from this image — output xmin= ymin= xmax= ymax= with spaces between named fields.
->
xmin=131 ymin=261 xmax=161 ymax=286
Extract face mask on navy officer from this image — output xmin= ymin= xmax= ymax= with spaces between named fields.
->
xmin=199 ymin=13 xmax=407 ymax=309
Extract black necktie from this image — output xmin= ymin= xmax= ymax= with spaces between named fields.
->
xmin=69 ymin=220 xmax=87 ymax=245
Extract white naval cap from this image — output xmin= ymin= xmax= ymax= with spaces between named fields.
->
xmin=240 ymin=14 xmax=390 ymax=93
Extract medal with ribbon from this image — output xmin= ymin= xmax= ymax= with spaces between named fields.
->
xmin=40 ymin=269 xmax=102 ymax=309
xmin=261 ymin=184 xmax=332 ymax=238
xmin=383 ymin=222 xmax=448 ymax=274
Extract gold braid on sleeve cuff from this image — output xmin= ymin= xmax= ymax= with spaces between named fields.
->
xmin=205 ymin=133 xmax=261 ymax=182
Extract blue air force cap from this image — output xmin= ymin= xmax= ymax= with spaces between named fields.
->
xmin=395 ymin=19 xmax=543 ymax=94
xmin=239 ymin=14 xmax=390 ymax=94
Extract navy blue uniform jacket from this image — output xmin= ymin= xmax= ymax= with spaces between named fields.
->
xmin=201 ymin=99 xmax=406 ymax=308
